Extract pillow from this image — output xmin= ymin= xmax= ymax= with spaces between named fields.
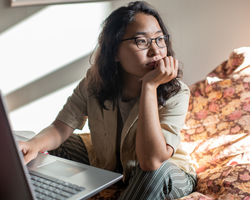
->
xmin=196 ymin=164 xmax=250 ymax=199
xmin=181 ymin=47 xmax=250 ymax=173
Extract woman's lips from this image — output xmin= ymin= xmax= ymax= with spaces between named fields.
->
xmin=147 ymin=61 xmax=156 ymax=67
xmin=147 ymin=60 xmax=160 ymax=69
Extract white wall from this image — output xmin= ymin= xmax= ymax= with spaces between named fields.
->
xmin=1 ymin=0 xmax=250 ymax=133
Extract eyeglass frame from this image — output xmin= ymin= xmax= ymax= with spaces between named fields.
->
xmin=121 ymin=35 xmax=169 ymax=50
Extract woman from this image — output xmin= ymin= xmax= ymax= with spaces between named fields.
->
xmin=19 ymin=1 xmax=197 ymax=199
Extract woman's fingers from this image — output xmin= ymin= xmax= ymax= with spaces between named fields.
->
xmin=18 ymin=141 xmax=38 ymax=165
xmin=163 ymin=56 xmax=178 ymax=79
xmin=143 ymin=56 xmax=179 ymax=87
xmin=169 ymin=56 xmax=174 ymax=70
xmin=173 ymin=57 xmax=178 ymax=77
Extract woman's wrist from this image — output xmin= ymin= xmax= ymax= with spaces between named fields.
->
xmin=141 ymin=79 xmax=158 ymax=93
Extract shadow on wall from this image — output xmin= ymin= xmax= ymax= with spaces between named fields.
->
xmin=5 ymin=55 xmax=90 ymax=112
xmin=0 ymin=0 xmax=46 ymax=34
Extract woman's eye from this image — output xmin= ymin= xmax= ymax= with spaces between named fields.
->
xmin=137 ymin=38 xmax=147 ymax=44
xmin=157 ymin=37 xmax=163 ymax=42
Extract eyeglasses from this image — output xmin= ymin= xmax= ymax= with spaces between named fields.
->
xmin=121 ymin=35 xmax=169 ymax=50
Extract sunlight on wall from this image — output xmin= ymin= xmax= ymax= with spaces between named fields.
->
xmin=0 ymin=2 xmax=110 ymax=94
xmin=0 ymin=2 xmax=111 ymax=133
xmin=9 ymin=81 xmax=83 ymax=133
xmin=9 ymin=81 xmax=90 ymax=133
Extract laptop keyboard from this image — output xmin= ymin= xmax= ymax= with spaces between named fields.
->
xmin=29 ymin=170 xmax=85 ymax=200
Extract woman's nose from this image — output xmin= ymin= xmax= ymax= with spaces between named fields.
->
xmin=147 ymin=41 xmax=160 ymax=56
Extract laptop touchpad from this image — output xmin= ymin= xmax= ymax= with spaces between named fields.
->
xmin=38 ymin=160 xmax=86 ymax=178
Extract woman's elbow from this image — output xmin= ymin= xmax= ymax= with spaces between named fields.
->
xmin=139 ymin=159 xmax=167 ymax=172
xmin=138 ymin=145 xmax=174 ymax=171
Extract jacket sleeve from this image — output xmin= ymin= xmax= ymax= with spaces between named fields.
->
xmin=56 ymin=78 xmax=88 ymax=130
xmin=159 ymin=81 xmax=190 ymax=154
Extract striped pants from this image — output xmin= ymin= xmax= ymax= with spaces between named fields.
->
xmin=48 ymin=133 xmax=197 ymax=200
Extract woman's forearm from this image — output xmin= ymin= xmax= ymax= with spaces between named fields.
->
xmin=136 ymin=83 xmax=173 ymax=171
xmin=29 ymin=119 xmax=74 ymax=153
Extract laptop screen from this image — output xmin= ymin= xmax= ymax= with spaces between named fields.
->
xmin=0 ymin=92 xmax=35 ymax=200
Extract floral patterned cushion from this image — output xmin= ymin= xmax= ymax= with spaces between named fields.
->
xmin=181 ymin=47 xmax=250 ymax=173
xmin=196 ymin=164 xmax=250 ymax=200
xmin=177 ymin=164 xmax=250 ymax=200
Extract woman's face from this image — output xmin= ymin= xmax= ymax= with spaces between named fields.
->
xmin=116 ymin=13 xmax=167 ymax=82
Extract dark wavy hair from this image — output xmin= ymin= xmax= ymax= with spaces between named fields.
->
xmin=87 ymin=1 xmax=182 ymax=109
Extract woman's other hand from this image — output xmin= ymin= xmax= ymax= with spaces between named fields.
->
xmin=18 ymin=140 xmax=39 ymax=165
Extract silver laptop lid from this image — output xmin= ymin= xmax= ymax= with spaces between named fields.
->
xmin=0 ymin=91 xmax=36 ymax=200
xmin=0 ymin=91 xmax=123 ymax=200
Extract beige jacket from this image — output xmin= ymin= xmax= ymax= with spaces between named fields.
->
xmin=56 ymin=78 xmax=196 ymax=182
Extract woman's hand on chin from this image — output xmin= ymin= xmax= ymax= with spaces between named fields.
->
xmin=143 ymin=56 xmax=178 ymax=88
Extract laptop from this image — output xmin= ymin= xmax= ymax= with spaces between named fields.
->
xmin=0 ymin=91 xmax=123 ymax=200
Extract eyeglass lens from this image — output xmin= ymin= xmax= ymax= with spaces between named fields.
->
xmin=136 ymin=35 xmax=167 ymax=49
